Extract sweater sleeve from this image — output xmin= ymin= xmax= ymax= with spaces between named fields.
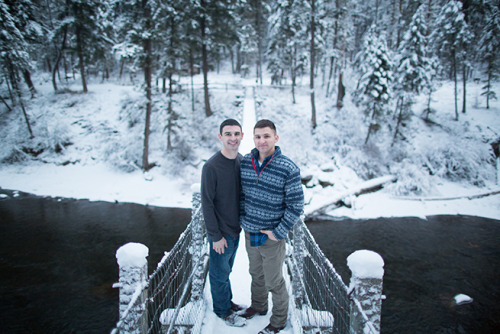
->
xmin=201 ymin=163 xmax=223 ymax=242
xmin=272 ymin=167 xmax=304 ymax=240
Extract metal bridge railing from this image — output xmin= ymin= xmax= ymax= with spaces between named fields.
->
xmin=286 ymin=219 xmax=379 ymax=334
xmin=111 ymin=192 xmax=208 ymax=334
xmin=112 ymin=190 xmax=383 ymax=334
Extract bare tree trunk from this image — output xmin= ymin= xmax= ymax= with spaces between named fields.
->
xmin=365 ymin=107 xmax=378 ymax=145
xmin=22 ymin=70 xmax=36 ymax=97
xmin=190 ymin=48 xmax=195 ymax=112
xmin=336 ymin=72 xmax=345 ymax=109
xmin=76 ymin=25 xmax=88 ymax=93
xmin=462 ymin=62 xmax=467 ymax=114
xmin=255 ymin=0 xmax=263 ymax=85
xmin=200 ymin=0 xmax=212 ymax=117
xmin=486 ymin=72 xmax=491 ymax=109
xmin=142 ymin=1 xmax=153 ymax=171
xmin=392 ymin=96 xmax=404 ymax=146
xmin=325 ymin=56 xmax=335 ymax=97
xmin=453 ymin=52 xmax=458 ymax=120
xmin=52 ymin=26 xmax=68 ymax=92
xmin=310 ymin=0 xmax=317 ymax=129
xmin=8 ymin=63 xmax=33 ymax=138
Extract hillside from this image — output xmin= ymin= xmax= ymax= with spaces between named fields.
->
xmin=0 ymin=70 xmax=499 ymax=218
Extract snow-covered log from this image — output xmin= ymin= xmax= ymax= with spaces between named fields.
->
xmin=304 ymin=175 xmax=397 ymax=220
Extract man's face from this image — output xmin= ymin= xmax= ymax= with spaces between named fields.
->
xmin=253 ymin=127 xmax=278 ymax=157
xmin=219 ymin=125 xmax=243 ymax=152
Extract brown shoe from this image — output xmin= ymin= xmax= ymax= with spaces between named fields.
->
xmin=239 ymin=306 xmax=267 ymax=319
xmin=258 ymin=323 xmax=285 ymax=334
xmin=231 ymin=302 xmax=244 ymax=312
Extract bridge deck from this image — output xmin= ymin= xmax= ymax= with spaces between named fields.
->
xmin=200 ymin=231 xmax=295 ymax=333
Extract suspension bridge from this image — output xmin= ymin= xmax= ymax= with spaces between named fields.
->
xmin=110 ymin=86 xmax=385 ymax=334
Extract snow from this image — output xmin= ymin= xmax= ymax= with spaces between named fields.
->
xmin=347 ymin=250 xmax=385 ymax=279
xmin=116 ymin=242 xmax=149 ymax=268
xmin=1 ymin=68 xmax=499 ymax=332
xmin=454 ymin=294 xmax=473 ymax=306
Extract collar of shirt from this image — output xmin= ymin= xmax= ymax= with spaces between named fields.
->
xmin=252 ymin=150 xmax=274 ymax=175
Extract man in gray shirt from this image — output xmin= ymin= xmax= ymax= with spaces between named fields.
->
xmin=201 ymin=119 xmax=246 ymax=327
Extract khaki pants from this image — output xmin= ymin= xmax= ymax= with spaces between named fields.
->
xmin=245 ymin=231 xmax=288 ymax=328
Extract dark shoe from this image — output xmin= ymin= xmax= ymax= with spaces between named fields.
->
xmin=240 ymin=306 xmax=267 ymax=319
xmin=222 ymin=312 xmax=246 ymax=327
xmin=231 ymin=301 xmax=244 ymax=312
xmin=258 ymin=323 xmax=285 ymax=334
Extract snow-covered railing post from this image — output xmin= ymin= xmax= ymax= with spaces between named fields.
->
xmin=291 ymin=218 xmax=306 ymax=308
xmin=347 ymin=250 xmax=384 ymax=333
xmin=113 ymin=243 xmax=149 ymax=333
xmin=190 ymin=183 xmax=207 ymax=302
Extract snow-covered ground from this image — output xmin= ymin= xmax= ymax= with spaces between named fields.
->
xmin=1 ymin=69 xmax=499 ymax=332
xmin=1 ymin=71 xmax=499 ymax=220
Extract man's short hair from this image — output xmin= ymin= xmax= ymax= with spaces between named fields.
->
xmin=254 ymin=119 xmax=276 ymax=133
xmin=219 ymin=119 xmax=242 ymax=134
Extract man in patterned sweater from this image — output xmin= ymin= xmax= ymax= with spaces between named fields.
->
xmin=239 ymin=119 xmax=304 ymax=334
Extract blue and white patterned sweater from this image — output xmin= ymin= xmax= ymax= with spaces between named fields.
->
xmin=240 ymin=146 xmax=304 ymax=241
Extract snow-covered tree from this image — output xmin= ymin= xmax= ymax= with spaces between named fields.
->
xmin=431 ymin=0 xmax=473 ymax=120
xmin=322 ymin=0 xmax=352 ymax=108
xmin=393 ymin=4 xmax=434 ymax=144
xmin=0 ymin=0 xmax=42 ymax=137
xmin=267 ymin=0 xmax=309 ymax=103
xmin=479 ymin=6 xmax=499 ymax=109
xmin=353 ymin=26 xmax=393 ymax=145
xmin=111 ymin=0 xmax=156 ymax=170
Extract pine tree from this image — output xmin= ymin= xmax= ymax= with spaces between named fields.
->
xmin=267 ymin=0 xmax=309 ymax=103
xmin=354 ymin=26 xmax=393 ymax=145
xmin=111 ymin=0 xmax=156 ymax=170
xmin=393 ymin=4 xmax=434 ymax=144
xmin=479 ymin=6 xmax=499 ymax=109
xmin=0 ymin=0 xmax=42 ymax=137
xmin=431 ymin=0 xmax=472 ymax=120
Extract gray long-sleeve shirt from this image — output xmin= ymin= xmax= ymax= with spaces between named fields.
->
xmin=201 ymin=151 xmax=242 ymax=242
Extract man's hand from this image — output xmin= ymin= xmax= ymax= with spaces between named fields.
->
xmin=260 ymin=230 xmax=277 ymax=241
xmin=213 ymin=237 xmax=228 ymax=254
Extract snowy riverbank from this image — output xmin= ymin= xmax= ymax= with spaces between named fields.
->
xmin=1 ymin=161 xmax=499 ymax=221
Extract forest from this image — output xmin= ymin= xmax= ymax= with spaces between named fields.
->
xmin=1 ymin=0 xmax=499 ymax=192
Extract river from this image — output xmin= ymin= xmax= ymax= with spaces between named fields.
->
xmin=0 ymin=190 xmax=499 ymax=333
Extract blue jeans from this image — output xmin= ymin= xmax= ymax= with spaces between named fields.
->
xmin=209 ymin=234 xmax=239 ymax=318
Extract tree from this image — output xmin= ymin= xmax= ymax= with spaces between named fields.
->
xmin=353 ymin=26 xmax=393 ymax=145
xmin=393 ymin=4 xmax=433 ymax=144
xmin=267 ymin=0 xmax=308 ymax=103
xmin=0 ymin=0 xmax=42 ymax=138
xmin=309 ymin=0 xmax=317 ymax=129
xmin=112 ymin=0 xmax=156 ymax=171
xmin=190 ymin=0 xmax=238 ymax=117
xmin=242 ymin=0 xmax=270 ymax=84
xmin=479 ymin=6 xmax=499 ymax=109
xmin=431 ymin=0 xmax=472 ymax=120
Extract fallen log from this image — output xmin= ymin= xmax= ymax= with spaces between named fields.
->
xmin=304 ymin=175 xmax=397 ymax=220
xmin=394 ymin=189 xmax=500 ymax=201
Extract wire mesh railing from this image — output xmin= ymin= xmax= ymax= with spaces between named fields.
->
xmin=111 ymin=192 xmax=208 ymax=334
xmin=286 ymin=219 xmax=378 ymax=334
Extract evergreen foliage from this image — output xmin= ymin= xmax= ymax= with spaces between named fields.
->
xmin=353 ymin=26 xmax=393 ymax=144
xmin=479 ymin=6 xmax=499 ymax=109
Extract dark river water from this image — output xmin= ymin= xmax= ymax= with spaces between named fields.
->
xmin=1 ymin=189 xmax=499 ymax=333
xmin=307 ymin=216 xmax=500 ymax=334
xmin=0 ymin=189 xmax=191 ymax=333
